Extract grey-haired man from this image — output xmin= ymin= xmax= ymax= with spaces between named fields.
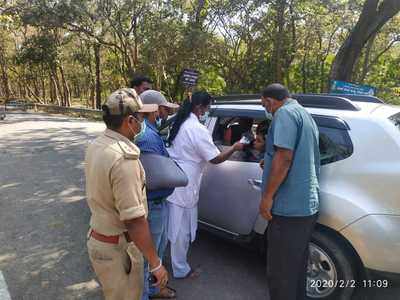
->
xmin=260 ymin=83 xmax=320 ymax=300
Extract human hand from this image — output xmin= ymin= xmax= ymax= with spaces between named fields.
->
xmin=233 ymin=141 xmax=245 ymax=151
xmin=259 ymin=159 xmax=264 ymax=169
xmin=151 ymin=264 xmax=169 ymax=288
xmin=259 ymin=196 xmax=273 ymax=221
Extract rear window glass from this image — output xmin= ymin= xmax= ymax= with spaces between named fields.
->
xmin=389 ymin=112 xmax=400 ymax=131
xmin=319 ymin=126 xmax=353 ymax=165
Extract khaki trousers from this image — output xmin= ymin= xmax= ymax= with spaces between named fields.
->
xmin=87 ymin=234 xmax=144 ymax=300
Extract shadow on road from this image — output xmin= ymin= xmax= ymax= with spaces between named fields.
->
xmin=0 ymin=114 xmax=103 ymax=299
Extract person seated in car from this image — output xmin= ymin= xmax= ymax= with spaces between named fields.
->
xmin=253 ymin=121 xmax=268 ymax=159
xmin=238 ymin=121 xmax=268 ymax=162
xmin=237 ymin=117 xmax=253 ymax=141
xmin=227 ymin=120 xmax=268 ymax=162
xmin=224 ymin=117 xmax=254 ymax=145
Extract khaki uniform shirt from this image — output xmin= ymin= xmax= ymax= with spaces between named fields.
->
xmin=85 ymin=129 xmax=148 ymax=236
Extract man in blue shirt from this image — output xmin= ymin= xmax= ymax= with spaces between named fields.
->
xmin=136 ymin=90 xmax=177 ymax=299
xmin=140 ymin=89 xmax=179 ymax=129
xmin=260 ymin=84 xmax=320 ymax=300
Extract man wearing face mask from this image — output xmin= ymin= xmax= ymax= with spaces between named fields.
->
xmin=85 ymin=88 xmax=169 ymax=300
xmin=135 ymin=91 xmax=177 ymax=300
xmin=259 ymin=84 xmax=320 ymax=300
xmin=140 ymin=90 xmax=179 ymax=129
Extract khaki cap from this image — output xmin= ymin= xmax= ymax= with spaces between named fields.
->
xmin=104 ymin=88 xmax=158 ymax=115
xmin=140 ymin=90 xmax=179 ymax=109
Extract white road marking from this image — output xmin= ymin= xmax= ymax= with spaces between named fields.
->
xmin=0 ymin=271 xmax=11 ymax=300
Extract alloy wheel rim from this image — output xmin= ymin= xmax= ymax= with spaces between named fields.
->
xmin=306 ymin=242 xmax=338 ymax=298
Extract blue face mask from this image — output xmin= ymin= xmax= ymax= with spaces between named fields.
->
xmin=155 ymin=117 xmax=162 ymax=128
xmin=131 ymin=118 xmax=146 ymax=143
xmin=199 ymin=111 xmax=209 ymax=123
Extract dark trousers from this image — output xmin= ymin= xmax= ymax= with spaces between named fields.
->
xmin=266 ymin=213 xmax=318 ymax=300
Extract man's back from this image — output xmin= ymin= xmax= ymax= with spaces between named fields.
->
xmin=263 ymin=99 xmax=320 ymax=216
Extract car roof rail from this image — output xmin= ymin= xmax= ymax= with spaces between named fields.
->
xmin=214 ymin=94 xmax=260 ymax=102
xmin=328 ymin=93 xmax=384 ymax=103
xmin=214 ymin=94 xmax=360 ymax=111
xmin=293 ymin=94 xmax=360 ymax=110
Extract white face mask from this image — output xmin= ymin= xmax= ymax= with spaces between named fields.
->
xmin=155 ymin=117 xmax=162 ymax=128
xmin=128 ymin=117 xmax=146 ymax=142
xmin=199 ymin=111 xmax=209 ymax=123
xmin=265 ymin=110 xmax=273 ymax=120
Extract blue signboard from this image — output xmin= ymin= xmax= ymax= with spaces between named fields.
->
xmin=330 ymin=80 xmax=375 ymax=96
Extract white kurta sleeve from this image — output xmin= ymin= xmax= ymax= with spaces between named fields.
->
xmin=194 ymin=125 xmax=221 ymax=162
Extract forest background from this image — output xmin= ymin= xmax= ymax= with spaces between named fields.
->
xmin=0 ymin=0 xmax=400 ymax=108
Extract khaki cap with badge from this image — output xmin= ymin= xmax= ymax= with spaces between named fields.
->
xmin=140 ymin=90 xmax=179 ymax=109
xmin=103 ymin=88 xmax=158 ymax=115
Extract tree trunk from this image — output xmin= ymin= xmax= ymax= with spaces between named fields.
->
xmin=33 ymin=78 xmax=39 ymax=96
xmin=301 ymin=50 xmax=308 ymax=93
xmin=359 ymin=33 xmax=376 ymax=83
xmin=89 ymin=82 xmax=95 ymax=109
xmin=131 ymin=17 xmax=139 ymax=76
xmin=20 ymin=79 xmax=27 ymax=99
xmin=51 ymin=73 xmax=61 ymax=106
xmin=41 ymin=77 xmax=46 ymax=103
xmin=59 ymin=65 xmax=71 ymax=107
xmin=25 ymin=84 xmax=43 ymax=103
xmin=301 ymin=32 xmax=310 ymax=93
xmin=0 ymin=44 xmax=11 ymax=102
xmin=94 ymin=44 xmax=101 ymax=109
xmin=329 ymin=0 xmax=400 ymax=82
xmin=49 ymin=75 xmax=55 ymax=103
xmin=282 ymin=0 xmax=296 ymax=84
xmin=272 ymin=0 xmax=286 ymax=83
xmin=54 ymin=70 xmax=63 ymax=106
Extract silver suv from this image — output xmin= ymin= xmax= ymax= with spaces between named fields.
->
xmin=178 ymin=94 xmax=399 ymax=300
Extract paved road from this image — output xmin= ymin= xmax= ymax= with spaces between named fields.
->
xmin=0 ymin=112 xmax=398 ymax=300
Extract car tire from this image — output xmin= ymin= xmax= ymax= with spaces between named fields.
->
xmin=306 ymin=229 xmax=357 ymax=300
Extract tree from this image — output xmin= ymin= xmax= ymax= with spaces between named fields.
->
xmin=330 ymin=0 xmax=400 ymax=82
xmin=1 ymin=0 xmax=399 ymax=106
xmin=0 ymin=16 xmax=11 ymax=102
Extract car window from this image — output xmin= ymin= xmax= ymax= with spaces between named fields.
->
xmin=318 ymin=126 xmax=353 ymax=165
xmin=166 ymin=110 xmax=353 ymax=165
xmin=212 ymin=116 xmax=268 ymax=162
xmin=389 ymin=112 xmax=400 ymax=132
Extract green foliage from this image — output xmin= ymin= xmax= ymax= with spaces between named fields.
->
xmin=0 ymin=0 xmax=399 ymax=106
xmin=16 ymin=34 xmax=58 ymax=66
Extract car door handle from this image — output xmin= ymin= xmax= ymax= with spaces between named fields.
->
xmin=248 ymin=179 xmax=262 ymax=191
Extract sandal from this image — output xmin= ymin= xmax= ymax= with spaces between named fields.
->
xmin=175 ymin=267 xmax=201 ymax=280
xmin=149 ymin=286 xmax=177 ymax=299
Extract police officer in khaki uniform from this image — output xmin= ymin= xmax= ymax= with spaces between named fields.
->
xmin=85 ymin=88 xmax=168 ymax=300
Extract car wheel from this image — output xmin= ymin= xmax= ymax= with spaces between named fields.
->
xmin=306 ymin=230 xmax=357 ymax=300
